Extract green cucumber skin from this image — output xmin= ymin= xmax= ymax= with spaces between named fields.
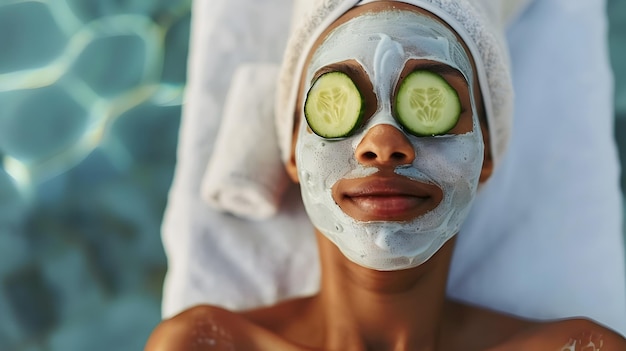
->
xmin=395 ymin=70 xmax=461 ymax=136
xmin=304 ymin=71 xmax=364 ymax=139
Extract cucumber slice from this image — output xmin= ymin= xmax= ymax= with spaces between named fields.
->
xmin=304 ymin=71 xmax=364 ymax=138
xmin=395 ymin=70 xmax=461 ymax=136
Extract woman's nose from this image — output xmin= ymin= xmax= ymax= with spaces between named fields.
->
xmin=355 ymin=124 xmax=415 ymax=167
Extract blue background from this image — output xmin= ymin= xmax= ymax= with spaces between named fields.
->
xmin=0 ymin=1 xmax=624 ymax=350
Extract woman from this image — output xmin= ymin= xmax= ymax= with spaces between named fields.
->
xmin=147 ymin=1 xmax=626 ymax=349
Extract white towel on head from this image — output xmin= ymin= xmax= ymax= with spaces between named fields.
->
xmin=161 ymin=0 xmax=626 ymax=337
xmin=201 ymin=63 xmax=288 ymax=220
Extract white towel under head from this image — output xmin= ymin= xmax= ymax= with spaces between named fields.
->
xmin=202 ymin=63 xmax=289 ymax=220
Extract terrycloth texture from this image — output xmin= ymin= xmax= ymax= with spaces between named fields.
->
xmin=202 ymin=63 xmax=289 ymax=220
xmin=161 ymin=0 xmax=626 ymax=336
xmin=275 ymin=0 xmax=513 ymax=167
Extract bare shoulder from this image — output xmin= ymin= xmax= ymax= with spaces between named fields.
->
xmin=144 ymin=305 xmax=245 ymax=351
xmin=444 ymin=300 xmax=626 ymax=350
xmin=144 ymin=304 xmax=309 ymax=351
xmin=490 ymin=318 xmax=626 ymax=351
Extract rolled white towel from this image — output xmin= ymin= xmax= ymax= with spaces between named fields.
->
xmin=201 ymin=63 xmax=289 ymax=220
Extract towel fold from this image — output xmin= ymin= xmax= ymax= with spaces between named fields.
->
xmin=202 ymin=63 xmax=289 ymax=220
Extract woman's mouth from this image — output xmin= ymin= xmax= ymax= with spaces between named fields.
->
xmin=333 ymin=175 xmax=443 ymax=221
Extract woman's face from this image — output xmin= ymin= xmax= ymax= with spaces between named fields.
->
xmin=292 ymin=2 xmax=491 ymax=271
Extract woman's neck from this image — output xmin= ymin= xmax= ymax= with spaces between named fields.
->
xmin=312 ymin=231 xmax=456 ymax=351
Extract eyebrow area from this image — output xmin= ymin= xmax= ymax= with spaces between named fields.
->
xmin=401 ymin=60 xmax=469 ymax=86
xmin=311 ymin=60 xmax=369 ymax=83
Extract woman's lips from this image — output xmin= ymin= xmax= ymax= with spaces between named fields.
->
xmin=333 ymin=175 xmax=443 ymax=221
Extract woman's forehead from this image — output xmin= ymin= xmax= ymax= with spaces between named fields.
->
xmin=313 ymin=1 xmax=473 ymax=55
xmin=304 ymin=2 xmax=476 ymax=89
xmin=327 ymin=1 xmax=444 ymax=33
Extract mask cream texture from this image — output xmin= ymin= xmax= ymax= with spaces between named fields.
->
xmin=296 ymin=9 xmax=484 ymax=271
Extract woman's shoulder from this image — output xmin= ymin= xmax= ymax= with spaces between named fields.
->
xmin=446 ymin=300 xmax=626 ymax=350
xmin=491 ymin=318 xmax=626 ymax=350
xmin=144 ymin=305 xmax=243 ymax=351
xmin=144 ymin=304 xmax=311 ymax=351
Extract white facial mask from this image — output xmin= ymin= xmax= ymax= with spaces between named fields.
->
xmin=296 ymin=8 xmax=484 ymax=271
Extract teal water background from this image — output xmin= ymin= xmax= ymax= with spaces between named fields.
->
xmin=0 ymin=1 xmax=624 ymax=350
xmin=0 ymin=1 xmax=189 ymax=350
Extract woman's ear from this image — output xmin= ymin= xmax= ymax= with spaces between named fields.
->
xmin=285 ymin=122 xmax=300 ymax=184
xmin=479 ymin=150 xmax=493 ymax=183
xmin=286 ymin=153 xmax=299 ymax=184
xmin=479 ymin=123 xmax=493 ymax=183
